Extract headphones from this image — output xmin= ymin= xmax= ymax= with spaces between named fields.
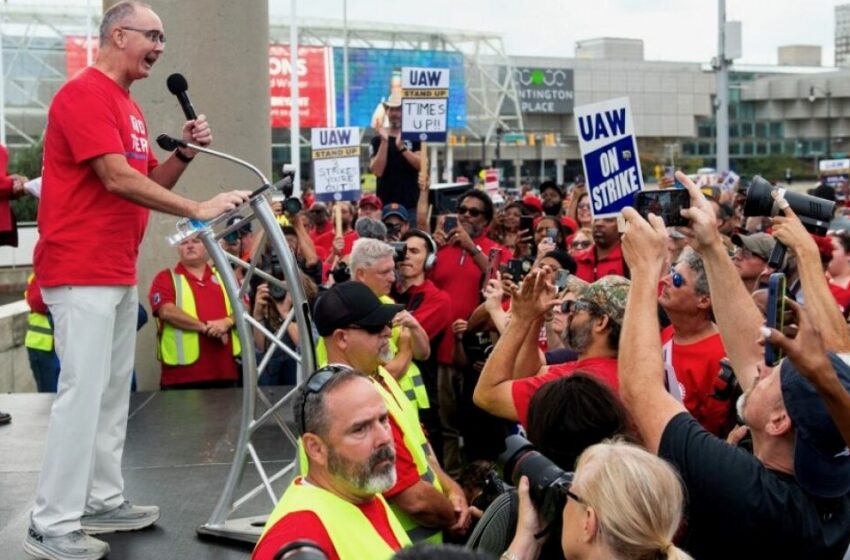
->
xmin=406 ymin=229 xmax=438 ymax=270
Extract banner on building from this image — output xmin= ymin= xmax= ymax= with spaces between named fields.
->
xmin=270 ymin=45 xmax=335 ymax=128
xmin=575 ymin=97 xmax=644 ymax=218
xmin=507 ymin=67 xmax=574 ymax=114
xmin=311 ymin=127 xmax=361 ymax=202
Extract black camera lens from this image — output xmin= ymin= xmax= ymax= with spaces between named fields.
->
xmin=269 ymin=283 xmax=287 ymax=302
xmin=745 ymin=175 xmax=835 ymax=235
xmin=284 ymin=197 xmax=303 ymax=215
xmin=391 ymin=242 xmax=408 ymax=262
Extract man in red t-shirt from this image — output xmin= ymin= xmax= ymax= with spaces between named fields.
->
xmin=429 ymin=189 xmax=511 ymax=473
xmin=659 ymin=248 xmax=731 ymax=436
xmin=573 ymin=217 xmax=628 ymax=282
xmin=474 ymin=273 xmax=630 ymax=427
xmin=254 ymin=369 xmax=409 ymax=560
xmin=149 ymin=237 xmax=239 ymax=389
xmin=26 ymin=4 xmax=250 ymax=558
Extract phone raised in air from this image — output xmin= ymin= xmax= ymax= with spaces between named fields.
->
xmin=634 ymin=189 xmax=690 ymax=227
xmin=764 ymin=272 xmax=787 ymax=367
xmin=520 ymin=215 xmax=534 ymax=233
xmin=442 ymin=215 xmax=458 ymax=234
xmin=486 ymin=248 xmax=501 ymax=281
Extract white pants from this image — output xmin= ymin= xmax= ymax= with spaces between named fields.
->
xmin=31 ymin=286 xmax=138 ymax=536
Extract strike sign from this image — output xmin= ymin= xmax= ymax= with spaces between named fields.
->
xmin=401 ymin=66 xmax=449 ymax=142
xmin=575 ymin=97 xmax=644 ymax=218
xmin=311 ymin=127 xmax=361 ymax=202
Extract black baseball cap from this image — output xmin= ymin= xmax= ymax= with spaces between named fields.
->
xmin=313 ymin=281 xmax=403 ymax=337
xmin=781 ymin=352 xmax=850 ymax=498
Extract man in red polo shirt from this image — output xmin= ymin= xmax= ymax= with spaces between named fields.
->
xmin=430 ymin=189 xmax=510 ymax=473
xmin=573 ymin=217 xmax=628 ymax=282
xmin=149 ymin=237 xmax=239 ymax=389
xmin=473 ymin=273 xmax=629 ymax=427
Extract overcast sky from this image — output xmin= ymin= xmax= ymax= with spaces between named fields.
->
xmin=269 ymin=0 xmax=841 ymax=66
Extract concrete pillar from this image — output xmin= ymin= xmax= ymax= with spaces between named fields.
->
xmin=556 ymin=159 xmax=565 ymax=185
xmin=104 ymin=1 xmax=271 ymax=389
xmin=513 ymin=159 xmax=523 ymax=191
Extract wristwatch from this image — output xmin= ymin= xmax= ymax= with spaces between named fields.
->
xmin=174 ymin=149 xmax=194 ymax=163
xmin=469 ymin=244 xmax=482 ymax=257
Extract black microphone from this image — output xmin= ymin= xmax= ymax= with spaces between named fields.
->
xmin=156 ymin=134 xmax=188 ymax=152
xmin=166 ymin=73 xmax=197 ymax=120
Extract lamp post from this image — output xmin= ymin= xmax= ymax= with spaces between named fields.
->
xmin=809 ymin=84 xmax=832 ymax=160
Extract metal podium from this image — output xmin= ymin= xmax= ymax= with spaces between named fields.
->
xmin=157 ymin=136 xmax=316 ymax=544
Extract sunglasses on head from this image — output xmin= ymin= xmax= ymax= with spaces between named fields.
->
xmin=560 ymin=299 xmax=599 ymax=314
xmin=457 ymin=206 xmax=485 ymax=218
xmin=298 ymin=365 xmax=349 ymax=434
xmin=669 ymin=266 xmax=685 ymax=288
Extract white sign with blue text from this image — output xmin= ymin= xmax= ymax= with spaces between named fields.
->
xmin=401 ymin=66 xmax=450 ymax=143
xmin=575 ymin=97 xmax=644 ymax=218
xmin=311 ymin=127 xmax=361 ymax=203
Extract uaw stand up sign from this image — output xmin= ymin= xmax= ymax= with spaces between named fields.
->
xmin=401 ymin=66 xmax=450 ymax=143
xmin=311 ymin=126 xmax=361 ymax=202
xmin=575 ymin=97 xmax=645 ymax=219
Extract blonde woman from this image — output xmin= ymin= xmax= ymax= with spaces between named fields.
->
xmin=505 ymin=440 xmax=692 ymax=560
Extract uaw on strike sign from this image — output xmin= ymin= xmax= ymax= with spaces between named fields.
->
xmin=311 ymin=127 xmax=361 ymax=202
xmin=402 ymin=67 xmax=449 ymax=142
xmin=575 ymin=97 xmax=644 ymax=218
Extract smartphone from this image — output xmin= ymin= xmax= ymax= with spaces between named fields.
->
xmin=507 ymin=259 xmax=529 ymax=282
xmin=554 ymin=269 xmax=570 ymax=290
xmin=486 ymin=248 xmax=501 ymax=281
xmin=443 ymin=215 xmax=458 ymax=234
xmin=634 ymin=189 xmax=690 ymax=227
xmin=765 ymin=272 xmax=787 ymax=367
xmin=545 ymin=227 xmax=559 ymax=244
xmin=520 ymin=215 xmax=534 ymax=233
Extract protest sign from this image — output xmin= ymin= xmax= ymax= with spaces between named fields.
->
xmin=311 ymin=127 xmax=361 ymax=202
xmin=401 ymin=67 xmax=449 ymax=142
xmin=575 ymin=97 xmax=644 ymax=218
xmin=819 ymin=159 xmax=850 ymax=188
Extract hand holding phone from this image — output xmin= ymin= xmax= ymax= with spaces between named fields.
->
xmin=634 ymin=189 xmax=690 ymax=227
xmin=443 ymin=215 xmax=458 ymax=234
xmin=765 ymin=272 xmax=787 ymax=367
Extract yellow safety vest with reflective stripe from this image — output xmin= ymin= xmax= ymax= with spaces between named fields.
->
xmin=158 ymin=269 xmax=241 ymax=365
xmin=297 ymin=365 xmax=443 ymax=544
xmin=24 ymin=274 xmax=53 ymax=352
xmin=257 ymin=477 xmax=411 ymax=560
xmin=378 ymin=295 xmax=430 ymax=412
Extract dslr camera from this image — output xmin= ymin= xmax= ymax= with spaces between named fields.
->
xmin=499 ymin=435 xmax=574 ymax=531
xmin=273 ymin=164 xmax=301 ymax=215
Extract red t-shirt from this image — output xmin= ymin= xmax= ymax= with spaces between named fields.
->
xmin=661 ymin=326 xmax=730 ymax=436
xmin=252 ymin=478 xmax=404 ymax=560
xmin=828 ymin=279 xmax=850 ymax=313
xmin=401 ymin=280 xmax=453 ymax=341
xmin=149 ymin=263 xmax=238 ymax=387
xmin=34 ymin=67 xmax=158 ymax=287
xmin=314 ymin=229 xmax=359 ymax=257
xmin=431 ymin=235 xmax=511 ymax=364
xmin=573 ymin=242 xmax=626 ymax=283
xmin=309 ymin=221 xmax=334 ymax=243
xmin=26 ymin=275 xmax=48 ymax=315
xmin=511 ymin=356 xmax=619 ymax=427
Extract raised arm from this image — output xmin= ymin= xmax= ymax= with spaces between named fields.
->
xmin=619 ymin=207 xmax=688 ymax=453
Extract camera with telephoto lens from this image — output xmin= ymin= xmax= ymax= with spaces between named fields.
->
xmin=391 ymin=242 xmax=408 ymax=263
xmin=263 ymin=254 xmax=287 ymax=301
xmin=499 ymin=435 xmax=574 ymax=530
xmin=331 ymin=261 xmax=351 ymax=284
xmin=744 ymin=175 xmax=836 ymax=268
xmin=274 ymin=164 xmax=302 ymax=215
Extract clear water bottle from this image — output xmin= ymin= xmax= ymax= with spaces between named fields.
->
xmin=167 ymin=218 xmax=208 ymax=246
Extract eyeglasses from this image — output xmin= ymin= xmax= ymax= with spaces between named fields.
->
xmin=669 ymin=267 xmax=685 ymax=288
xmin=577 ymin=202 xmax=591 ymax=211
xmin=120 ymin=27 xmax=166 ymax=44
xmin=298 ymin=366 xmax=347 ymax=434
xmin=571 ymin=240 xmax=592 ymax=250
xmin=346 ymin=321 xmax=392 ymax=335
xmin=457 ymin=206 xmax=485 ymax=218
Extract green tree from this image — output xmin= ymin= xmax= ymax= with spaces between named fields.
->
xmin=9 ymin=140 xmax=43 ymax=223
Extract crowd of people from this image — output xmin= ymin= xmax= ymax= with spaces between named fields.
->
xmin=10 ymin=2 xmax=850 ymax=560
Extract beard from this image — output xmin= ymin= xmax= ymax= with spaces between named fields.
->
xmin=542 ymin=202 xmax=561 ymax=216
xmin=328 ymin=443 xmax=397 ymax=494
xmin=378 ymin=343 xmax=394 ymax=364
xmin=565 ymin=317 xmax=593 ymax=354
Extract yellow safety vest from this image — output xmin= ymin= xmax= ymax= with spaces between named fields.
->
xmin=297 ymin=364 xmax=443 ymax=544
xmin=24 ymin=274 xmax=53 ymax=352
xmin=158 ymin=269 xmax=241 ymax=365
xmin=257 ymin=477 xmax=411 ymax=560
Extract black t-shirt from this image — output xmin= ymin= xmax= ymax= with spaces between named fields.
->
xmin=659 ymin=412 xmax=850 ymax=559
xmin=369 ymin=135 xmax=421 ymax=209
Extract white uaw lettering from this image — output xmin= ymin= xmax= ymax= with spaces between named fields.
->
xmin=591 ymin=167 xmax=639 ymax=210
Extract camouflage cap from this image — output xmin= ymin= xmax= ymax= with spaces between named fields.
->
xmin=579 ymin=275 xmax=631 ymax=325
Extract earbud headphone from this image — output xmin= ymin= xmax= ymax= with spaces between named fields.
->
xmin=407 ymin=229 xmax=438 ymax=270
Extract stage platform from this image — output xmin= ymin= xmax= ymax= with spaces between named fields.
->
xmin=0 ymin=387 xmax=298 ymax=560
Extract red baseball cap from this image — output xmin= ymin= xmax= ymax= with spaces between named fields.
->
xmin=522 ymin=195 xmax=543 ymax=213
xmin=359 ymin=194 xmax=383 ymax=210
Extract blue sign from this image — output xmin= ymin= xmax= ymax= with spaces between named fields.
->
xmin=575 ymin=97 xmax=644 ymax=218
xmin=331 ymin=48 xmax=466 ymax=129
